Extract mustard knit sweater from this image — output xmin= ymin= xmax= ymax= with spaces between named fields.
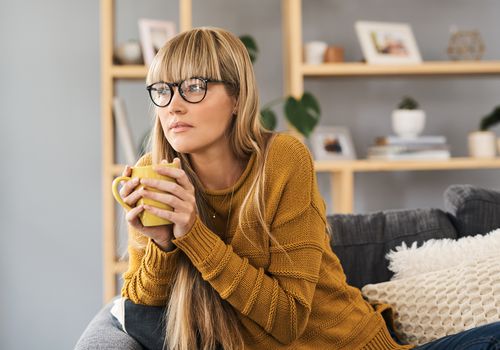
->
xmin=122 ymin=134 xmax=412 ymax=350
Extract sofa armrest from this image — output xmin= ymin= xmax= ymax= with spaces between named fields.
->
xmin=74 ymin=301 xmax=142 ymax=350
xmin=445 ymin=184 xmax=500 ymax=237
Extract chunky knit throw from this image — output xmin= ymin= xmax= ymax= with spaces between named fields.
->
xmin=122 ymin=134 xmax=409 ymax=349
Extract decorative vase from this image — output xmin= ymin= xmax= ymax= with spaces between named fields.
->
xmin=304 ymin=41 xmax=328 ymax=64
xmin=391 ymin=109 xmax=426 ymax=138
xmin=114 ymin=40 xmax=143 ymax=65
xmin=468 ymin=131 xmax=496 ymax=158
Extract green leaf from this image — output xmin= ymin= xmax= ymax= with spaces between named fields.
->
xmin=397 ymin=96 xmax=419 ymax=110
xmin=260 ymin=108 xmax=277 ymax=131
xmin=284 ymin=92 xmax=321 ymax=138
xmin=480 ymin=105 xmax=500 ymax=131
xmin=239 ymin=35 xmax=258 ymax=64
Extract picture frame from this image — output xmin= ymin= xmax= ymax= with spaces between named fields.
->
xmin=138 ymin=19 xmax=176 ymax=66
xmin=355 ymin=21 xmax=422 ymax=64
xmin=310 ymin=126 xmax=357 ymax=160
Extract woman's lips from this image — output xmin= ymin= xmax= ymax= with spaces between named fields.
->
xmin=169 ymin=122 xmax=193 ymax=133
xmin=171 ymin=125 xmax=193 ymax=133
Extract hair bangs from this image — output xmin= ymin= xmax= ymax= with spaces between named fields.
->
xmin=146 ymin=28 xmax=224 ymax=85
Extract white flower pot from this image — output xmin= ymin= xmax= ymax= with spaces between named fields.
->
xmin=391 ymin=109 xmax=426 ymax=139
xmin=468 ymin=131 xmax=496 ymax=158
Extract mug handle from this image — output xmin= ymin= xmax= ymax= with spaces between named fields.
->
xmin=111 ymin=176 xmax=133 ymax=211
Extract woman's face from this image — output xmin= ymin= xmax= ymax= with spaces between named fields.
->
xmin=157 ymin=79 xmax=236 ymax=155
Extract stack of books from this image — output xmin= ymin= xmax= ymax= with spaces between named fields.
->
xmin=367 ymin=135 xmax=451 ymax=160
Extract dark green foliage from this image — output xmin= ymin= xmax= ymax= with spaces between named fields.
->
xmin=284 ymin=92 xmax=321 ymax=138
xmin=239 ymin=35 xmax=258 ymax=64
xmin=260 ymin=108 xmax=277 ymax=131
xmin=480 ymin=105 xmax=500 ymax=131
xmin=397 ymin=96 xmax=419 ymax=110
xmin=240 ymin=34 xmax=321 ymax=137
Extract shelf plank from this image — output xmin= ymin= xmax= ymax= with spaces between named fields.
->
xmin=314 ymin=157 xmax=500 ymax=172
xmin=111 ymin=65 xmax=148 ymax=79
xmin=302 ymin=61 xmax=500 ymax=77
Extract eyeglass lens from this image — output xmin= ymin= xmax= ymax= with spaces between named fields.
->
xmin=149 ymin=78 xmax=208 ymax=107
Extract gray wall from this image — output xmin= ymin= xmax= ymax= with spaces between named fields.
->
xmin=1 ymin=0 xmax=499 ymax=349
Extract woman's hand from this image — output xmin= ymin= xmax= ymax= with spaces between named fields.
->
xmin=140 ymin=158 xmax=198 ymax=239
xmin=118 ymin=165 xmax=174 ymax=251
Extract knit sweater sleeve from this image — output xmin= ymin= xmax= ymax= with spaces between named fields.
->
xmin=172 ymin=136 xmax=327 ymax=344
xmin=120 ymin=153 xmax=181 ymax=306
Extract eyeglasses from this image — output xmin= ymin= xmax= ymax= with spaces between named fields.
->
xmin=146 ymin=77 xmax=229 ymax=107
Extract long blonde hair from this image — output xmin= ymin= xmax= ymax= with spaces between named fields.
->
xmin=144 ymin=27 xmax=272 ymax=350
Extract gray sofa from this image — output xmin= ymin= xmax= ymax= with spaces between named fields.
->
xmin=75 ymin=184 xmax=500 ymax=349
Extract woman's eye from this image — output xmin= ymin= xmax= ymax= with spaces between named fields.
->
xmin=187 ymin=84 xmax=204 ymax=92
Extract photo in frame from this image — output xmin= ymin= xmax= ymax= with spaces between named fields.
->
xmin=138 ymin=19 xmax=176 ymax=66
xmin=310 ymin=127 xmax=357 ymax=160
xmin=355 ymin=21 xmax=422 ymax=64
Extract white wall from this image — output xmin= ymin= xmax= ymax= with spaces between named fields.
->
xmin=0 ymin=0 xmax=499 ymax=349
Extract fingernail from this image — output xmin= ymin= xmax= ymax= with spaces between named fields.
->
xmin=161 ymin=159 xmax=168 ymax=164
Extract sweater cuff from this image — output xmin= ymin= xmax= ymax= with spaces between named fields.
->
xmin=172 ymin=216 xmax=226 ymax=267
xmin=143 ymin=238 xmax=179 ymax=278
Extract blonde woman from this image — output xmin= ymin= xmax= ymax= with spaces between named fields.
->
xmin=76 ymin=27 xmax=500 ymax=350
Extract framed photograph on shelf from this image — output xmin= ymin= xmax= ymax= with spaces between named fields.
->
xmin=310 ymin=126 xmax=357 ymax=161
xmin=355 ymin=21 xmax=422 ymax=64
xmin=138 ymin=19 xmax=176 ymax=66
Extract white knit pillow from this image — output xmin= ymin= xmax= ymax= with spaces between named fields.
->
xmin=387 ymin=228 xmax=500 ymax=280
xmin=362 ymin=255 xmax=500 ymax=345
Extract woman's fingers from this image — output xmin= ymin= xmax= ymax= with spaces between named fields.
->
xmin=125 ymin=204 xmax=144 ymax=229
xmin=140 ymin=188 xmax=190 ymax=210
xmin=123 ymin=187 xmax=143 ymax=207
xmin=119 ymin=177 xmax=140 ymax=199
xmin=121 ymin=165 xmax=132 ymax=177
xmin=143 ymin=205 xmax=193 ymax=229
xmin=153 ymin=159 xmax=195 ymax=192
xmin=140 ymin=178 xmax=193 ymax=201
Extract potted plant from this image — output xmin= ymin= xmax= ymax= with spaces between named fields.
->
xmin=391 ymin=96 xmax=426 ymax=139
xmin=240 ymin=35 xmax=321 ymax=139
xmin=468 ymin=105 xmax=500 ymax=158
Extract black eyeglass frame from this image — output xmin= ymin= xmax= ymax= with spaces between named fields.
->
xmin=146 ymin=77 xmax=230 ymax=107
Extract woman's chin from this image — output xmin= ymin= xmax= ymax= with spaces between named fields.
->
xmin=168 ymin=140 xmax=198 ymax=154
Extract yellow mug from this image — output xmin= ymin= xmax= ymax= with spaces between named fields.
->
xmin=111 ymin=163 xmax=178 ymax=226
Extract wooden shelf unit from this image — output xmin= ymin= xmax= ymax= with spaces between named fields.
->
xmin=302 ymin=61 xmax=500 ymax=77
xmin=314 ymin=158 xmax=500 ymax=213
xmin=100 ymin=0 xmax=192 ymax=303
xmin=282 ymin=0 xmax=500 ymax=214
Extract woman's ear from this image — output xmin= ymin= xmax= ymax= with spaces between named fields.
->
xmin=232 ymin=100 xmax=238 ymax=116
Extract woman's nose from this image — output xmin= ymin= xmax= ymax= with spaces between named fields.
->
xmin=167 ymin=87 xmax=187 ymax=115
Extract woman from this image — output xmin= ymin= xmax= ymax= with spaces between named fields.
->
xmin=108 ymin=27 xmax=499 ymax=350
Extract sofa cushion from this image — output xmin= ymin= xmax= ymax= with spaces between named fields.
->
xmin=386 ymin=228 xmax=500 ymax=280
xmin=444 ymin=184 xmax=500 ymax=237
xmin=362 ymin=254 xmax=500 ymax=346
xmin=327 ymin=208 xmax=457 ymax=288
